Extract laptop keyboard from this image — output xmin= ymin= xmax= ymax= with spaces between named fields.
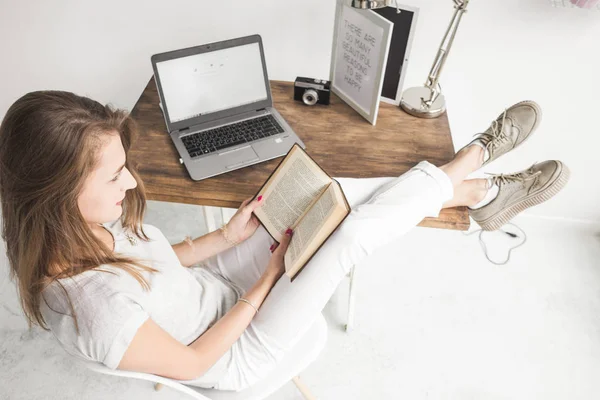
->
xmin=181 ymin=114 xmax=285 ymax=158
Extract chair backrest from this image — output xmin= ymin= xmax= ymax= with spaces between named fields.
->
xmin=79 ymin=313 xmax=328 ymax=400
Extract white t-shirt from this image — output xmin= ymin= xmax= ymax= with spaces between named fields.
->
xmin=40 ymin=219 xmax=244 ymax=387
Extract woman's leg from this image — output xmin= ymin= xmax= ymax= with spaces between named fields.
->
xmin=439 ymin=142 xmax=485 ymax=186
xmin=205 ymin=145 xmax=487 ymax=292
xmin=199 ymin=174 xmax=428 ymax=293
xmin=443 ymin=178 xmax=488 ymax=209
xmin=202 ymin=223 xmax=276 ymax=293
xmin=248 ymin=145 xmax=487 ymax=358
xmin=209 ymin=146 xmax=489 ymax=390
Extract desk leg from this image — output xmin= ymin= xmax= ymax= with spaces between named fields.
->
xmin=220 ymin=207 xmax=227 ymax=226
xmin=345 ymin=264 xmax=357 ymax=332
xmin=203 ymin=206 xmax=235 ymax=233
xmin=221 ymin=207 xmax=236 ymax=225
xmin=202 ymin=206 xmax=218 ymax=233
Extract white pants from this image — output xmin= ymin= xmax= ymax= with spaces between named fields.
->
xmin=202 ymin=161 xmax=454 ymax=390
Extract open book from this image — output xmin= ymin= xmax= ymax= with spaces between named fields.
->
xmin=252 ymin=143 xmax=351 ymax=280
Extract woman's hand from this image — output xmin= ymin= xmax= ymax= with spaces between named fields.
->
xmin=223 ymin=195 xmax=264 ymax=244
xmin=264 ymin=228 xmax=293 ymax=280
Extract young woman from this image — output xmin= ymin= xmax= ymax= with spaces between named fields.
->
xmin=0 ymin=92 xmax=568 ymax=391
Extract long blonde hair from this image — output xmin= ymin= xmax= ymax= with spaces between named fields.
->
xmin=0 ymin=91 xmax=159 ymax=335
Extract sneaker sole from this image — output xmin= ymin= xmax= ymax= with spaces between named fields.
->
xmin=476 ymin=161 xmax=570 ymax=231
xmin=482 ymin=100 xmax=543 ymax=167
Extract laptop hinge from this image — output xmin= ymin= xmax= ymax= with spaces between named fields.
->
xmin=178 ymin=127 xmax=190 ymax=135
xmin=256 ymin=108 xmax=266 ymax=112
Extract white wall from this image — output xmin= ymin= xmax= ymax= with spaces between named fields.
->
xmin=1 ymin=0 xmax=598 ymax=222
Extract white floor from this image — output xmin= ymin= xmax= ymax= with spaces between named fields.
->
xmin=1 ymin=201 xmax=599 ymax=400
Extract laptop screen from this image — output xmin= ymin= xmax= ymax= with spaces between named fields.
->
xmin=155 ymin=42 xmax=268 ymax=123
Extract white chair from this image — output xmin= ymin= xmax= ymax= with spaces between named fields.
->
xmin=205 ymin=206 xmax=358 ymax=332
xmin=80 ymin=313 xmax=327 ymax=400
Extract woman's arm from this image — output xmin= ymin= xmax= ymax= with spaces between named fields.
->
xmin=173 ymin=196 xmax=264 ymax=268
xmin=118 ymin=270 xmax=280 ymax=380
xmin=184 ymin=230 xmax=291 ymax=376
xmin=186 ymin=269 xmax=280 ymax=373
xmin=118 ymin=231 xmax=293 ymax=381
xmin=172 ymin=229 xmax=233 ymax=268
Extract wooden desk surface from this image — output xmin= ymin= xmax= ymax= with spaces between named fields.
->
xmin=129 ymin=77 xmax=469 ymax=231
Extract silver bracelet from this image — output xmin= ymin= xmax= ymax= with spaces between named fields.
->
xmin=238 ymin=298 xmax=259 ymax=314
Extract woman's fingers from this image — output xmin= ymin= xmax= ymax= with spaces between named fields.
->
xmin=239 ymin=197 xmax=251 ymax=210
xmin=279 ymin=228 xmax=293 ymax=250
xmin=244 ymin=195 xmax=263 ymax=215
xmin=271 ymin=228 xmax=293 ymax=254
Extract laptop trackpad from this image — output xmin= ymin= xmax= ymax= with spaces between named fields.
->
xmin=223 ymin=146 xmax=259 ymax=169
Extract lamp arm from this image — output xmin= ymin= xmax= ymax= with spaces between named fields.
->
xmin=423 ymin=0 xmax=470 ymax=102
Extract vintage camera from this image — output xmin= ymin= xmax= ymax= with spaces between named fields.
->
xmin=294 ymin=77 xmax=331 ymax=106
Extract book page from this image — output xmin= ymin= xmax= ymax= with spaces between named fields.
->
xmin=285 ymin=183 xmax=338 ymax=268
xmin=254 ymin=146 xmax=332 ymax=240
xmin=285 ymin=179 xmax=350 ymax=279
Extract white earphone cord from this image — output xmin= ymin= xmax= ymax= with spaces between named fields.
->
xmin=462 ymin=222 xmax=527 ymax=266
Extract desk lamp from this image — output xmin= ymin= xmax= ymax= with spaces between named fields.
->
xmin=351 ymin=0 xmax=471 ymax=118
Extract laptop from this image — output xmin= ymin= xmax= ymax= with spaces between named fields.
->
xmin=151 ymin=34 xmax=306 ymax=181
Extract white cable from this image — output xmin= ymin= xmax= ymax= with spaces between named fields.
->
xmin=462 ymin=222 xmax=527 ymax=265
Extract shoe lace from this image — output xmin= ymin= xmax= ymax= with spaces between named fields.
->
xmin=486 ymin=163 xmax=541 ymax=187
xmin=475 ymin=109 xmax=510 ymax=160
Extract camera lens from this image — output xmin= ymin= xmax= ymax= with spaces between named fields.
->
xmin=302 ymin=89 xmax=319 ymax=106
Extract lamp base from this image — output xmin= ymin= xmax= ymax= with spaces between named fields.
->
xmin=399 ymin=86 xmax=447 ymax=119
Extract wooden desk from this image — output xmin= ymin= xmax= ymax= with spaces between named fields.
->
xmin=129 ymin=77 xmax=469 ymax=231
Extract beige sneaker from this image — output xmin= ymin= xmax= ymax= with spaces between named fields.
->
xmin=469 ymin=160 xmax=570 ymax=231
xmin=459 ymin=100 xmax=542 ymax=167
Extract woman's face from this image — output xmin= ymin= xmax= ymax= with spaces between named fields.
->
xmin=78 ymin=132 xmax=137 ymax=228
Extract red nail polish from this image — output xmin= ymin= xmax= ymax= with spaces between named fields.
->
xmin=285 ymin=228 xmax=292 ymax=235
xmin=269 ymin=244 xmax=275 ymax=251
xmin=258 ymin=195 xmax=262 ymax=201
